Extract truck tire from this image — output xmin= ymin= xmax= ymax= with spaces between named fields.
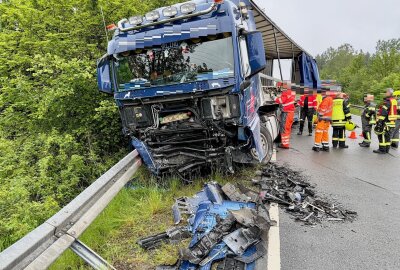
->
xmin=250 ymin=124 xmax=273 ymax=164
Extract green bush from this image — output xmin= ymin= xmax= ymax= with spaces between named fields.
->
xmin=0 ymin=0 xmax=178 ymax=250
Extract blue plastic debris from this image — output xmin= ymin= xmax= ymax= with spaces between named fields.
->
xmin=153 ymin=182 xmax=270 ymax=270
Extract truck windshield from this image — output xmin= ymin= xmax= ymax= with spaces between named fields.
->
xmin=115 ymin=36 xmax=234 ymax=90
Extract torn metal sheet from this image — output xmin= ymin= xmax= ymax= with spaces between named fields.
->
xmin=173 ymin=182 xmax=224 ymax=224
xmin=181 ymin=214 xmax=236 ymax=264
xmin=234 ymin=242 xmax=267 ymax=264
xmin=223 ymin=226 xmax=261 ymax=256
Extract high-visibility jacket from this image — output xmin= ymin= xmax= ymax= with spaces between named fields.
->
xmin=316 ymin=94 xmax=323 ymax=108
xmin=362 ymin=102 xmax=376 ymax=125
xmin=298 ymin=94 xmax=317 ymax=109
xmin=389 ymin=97 xmax=398 ymax=121
xmin=275 ymin=90 xmax=295 ymax=112
xmin=332 ymin=98 xmax=351 ymax=127
xmin=378 ymin=97 xmax=398 ymax=127
xmin=317 ymin=96 xmax=333 ymax=121
xmin=393 ymin=91 xmax=400 ymax=115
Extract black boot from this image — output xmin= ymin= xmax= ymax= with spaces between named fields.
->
xmin=373 ymin=148 xmax=386 ymax=154
xmin=391 ymin=143 xmax=399 ymax=149
xmin=297 ymin=131 xmax=303 ymax=135
xmin=332 ymin=141 xmax=338 ymax=148
xmin=312 ymin=146 xmax=320 ymax=152
xmin=386 ymin=146 xmax=390 ymax=153
xmin=339 ymin=141 xmax=348 ymax=149
xmin=322 ymin=146 xmax=330 ymax=152
xmin=359 ymin=142 xmax=370 ymax=148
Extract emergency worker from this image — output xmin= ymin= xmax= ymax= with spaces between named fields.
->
xmin=331 ymin=92 xmax=352 ymax=148
xmin=359 ymin=94 xmax=376 ymax=147
xmin=390 ymin=90 xmax=400 ymax=148
xmin=297 ymin=88 xmax=317 ymax=136
xmin=275 ymin=82 xmax=295 ymax=149
xmin=374 ymin=88 xmax=398 ymax=154
xmin=313 ymin=92 xmax=333 ymax=152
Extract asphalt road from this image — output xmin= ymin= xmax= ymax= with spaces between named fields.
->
xmin=277 ymin=116 xmax=400 ymax=270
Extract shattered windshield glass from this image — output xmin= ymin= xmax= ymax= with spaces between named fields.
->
xmin=115 ymin=35 xmax=234 ymax=90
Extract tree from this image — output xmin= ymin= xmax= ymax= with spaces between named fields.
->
xmin=316 ymin=39 xmax=400 ymax=104
xmin=0 ymin=0 xmax=179 ymax=250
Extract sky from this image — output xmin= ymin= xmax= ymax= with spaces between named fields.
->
xmin=253 ymin=0 xmax=400 ymax=79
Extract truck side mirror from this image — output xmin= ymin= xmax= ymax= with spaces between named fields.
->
xmin=97 ymin=55 xmax=113 ymax=95
xmin=245 ymin=31 xmax=267 ymax=77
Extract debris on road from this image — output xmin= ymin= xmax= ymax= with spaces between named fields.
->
xmin=138 ymin=164 xmax=357 ymax=269
xmin=138 ymin=182 xmax=271 ymax=270
xmin=253 ymin=163 xmax=357 ymax=225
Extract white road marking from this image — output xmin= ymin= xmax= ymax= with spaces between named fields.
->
xmin=268 ymin=203 xmax=281 ymax=270
xmin=271 ymin=146 xmax=277 ymax=162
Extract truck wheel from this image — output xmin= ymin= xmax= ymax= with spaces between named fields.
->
xmin=250 ymin=125 xmax=273 ymax=164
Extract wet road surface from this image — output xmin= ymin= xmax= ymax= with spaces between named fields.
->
xmin=277 ymin=116 xmax=400 ymax=270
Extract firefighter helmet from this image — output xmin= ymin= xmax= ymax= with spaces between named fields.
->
xmin=345 ymin=121 xmax=357 ymax=131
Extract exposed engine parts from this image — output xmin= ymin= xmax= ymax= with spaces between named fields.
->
xmin=119 ymin=95 xmax=264 ymax=180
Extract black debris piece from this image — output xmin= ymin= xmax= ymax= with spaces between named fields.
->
xmin=253 ymin=163 xmax=358 ymax=225
xmin=137 ymin=226 xmax=191 ymax=250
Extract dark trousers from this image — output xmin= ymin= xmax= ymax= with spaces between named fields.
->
xmin=299 ymin=107 xmax=315 ymax=134
xmin=362 ymin=125 xmax=372 ymax=145
xmin=378 ymin=127 xmax=393 ymax=152
xmin=332 ymin=126 xmax=346 ymax=147
xmin=391 ymin=120 xmax=400 ymax=147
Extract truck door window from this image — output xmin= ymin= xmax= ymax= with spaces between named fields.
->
xmin=239 ymin=36 xmax=251 ymax=78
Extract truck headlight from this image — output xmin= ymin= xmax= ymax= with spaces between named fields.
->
xmin=180 ymin=3 xmax=196 ymax=14
xmin=128 ymin=15 xmax=143 ymax=26
xmin=162 ymin=6 xmax=178 ymax=17
xmin=145 ymin=10 xmax=160 ymax=21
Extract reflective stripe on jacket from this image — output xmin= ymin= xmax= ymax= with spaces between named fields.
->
xmin=275 ymin=90 xmax=295 ymax=112
xmin=317 ymin=96 xmax=333 ymax=121
xmin=362 ymin=103 xmax=376 ymax=125
xmin=378 ymin=97 xmax=398 ymax=127
xmin=332 ymin=98 xmax=351 ymax=126
xmin=298 ymin=94 xmax=317 ymax=109
xmin=389 ymin=98 xmax=398 ymax=121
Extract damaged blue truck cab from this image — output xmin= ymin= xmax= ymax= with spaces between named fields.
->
xmin=97 ymin=0 xmax=318 ymax=177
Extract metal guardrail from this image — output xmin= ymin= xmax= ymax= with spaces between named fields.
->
xmin=0 ymin=151 xmax=142 ymax=270
xmin=350 ymin=104 xmax=364 ymax=110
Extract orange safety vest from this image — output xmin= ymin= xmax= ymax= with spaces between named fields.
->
xmin=317 ymin=97 xmax=333 ymax=121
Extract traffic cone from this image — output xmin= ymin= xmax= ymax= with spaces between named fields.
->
xmin=349 ymin=131 xmax=357 ymax=139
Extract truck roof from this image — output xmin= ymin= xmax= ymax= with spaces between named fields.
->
xmin=250 ymin=0 xmax=312 ymax=59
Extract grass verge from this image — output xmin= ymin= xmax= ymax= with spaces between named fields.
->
xmin=50 ymin=166 xmax=257 ymax=270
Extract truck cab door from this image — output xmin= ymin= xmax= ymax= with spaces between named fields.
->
xmin=245 ymin=31 xmax=266 ymax=77
xmin=97 ymin=55 xmax=113 ymax=95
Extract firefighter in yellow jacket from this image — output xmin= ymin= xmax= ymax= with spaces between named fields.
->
xmin=331 ymin=92 xmax=352 ymax=148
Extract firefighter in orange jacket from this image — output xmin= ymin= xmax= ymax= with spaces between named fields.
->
xmin=297 ymin=88 xmax=318 ymax=136
xmin=374 ymin=88 xmax=398 ymax=154
xmin=275 ymin=82 xmax=295 ymax=149
xmin=313 ymin=92 xmax=334 ymax=152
